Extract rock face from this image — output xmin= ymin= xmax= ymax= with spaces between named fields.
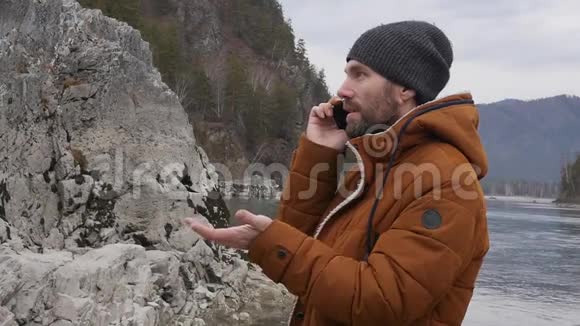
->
xmin=0 ymin=0 xmax=293 ymax=325
xmin=0 ymin=242 xmax=293 ymax=326
xmin=0 ymin=0 xmax=229 ymax=252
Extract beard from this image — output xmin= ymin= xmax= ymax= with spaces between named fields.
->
xmin=345 ymin=117 xmax=392 ymax=138
xmin=345 ymin=88 xmax=398 ymax=139
xmin=345 ymin=118 xmax=372 ymax=138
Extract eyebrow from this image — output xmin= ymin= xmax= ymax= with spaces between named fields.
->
xmin=345 ymin=63 xmax=367 ymax=74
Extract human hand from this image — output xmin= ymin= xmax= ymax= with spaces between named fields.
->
xmin=183 ymin=209 xmax=272 ymax=250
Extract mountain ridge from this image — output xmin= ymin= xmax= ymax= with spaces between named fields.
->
xmin=477 ymin=93 xmax=580 ymax=183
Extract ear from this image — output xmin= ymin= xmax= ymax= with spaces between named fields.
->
xmin=401 ymin=87 xmax=416 ymax=102
xmin=391 ymin=83 xmax=417 ymax=105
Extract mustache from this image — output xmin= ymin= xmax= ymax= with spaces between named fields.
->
xmin=343 ymin=100 xmax=361 ymax=112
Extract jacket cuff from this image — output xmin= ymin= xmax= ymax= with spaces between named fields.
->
xmin=292 ymin=133 xmax=341 ymax=184
xmin=248 ymin=220 xmax=307 ymax=283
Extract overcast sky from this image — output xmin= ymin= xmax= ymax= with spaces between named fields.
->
xmin=277 ymin=0 xmax=580 ymax=104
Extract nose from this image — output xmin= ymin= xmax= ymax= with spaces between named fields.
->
xmin=337 ymin=80 xmax=354 ymax=99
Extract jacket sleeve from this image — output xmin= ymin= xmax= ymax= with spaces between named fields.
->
xmin=248 ymin=183 xmax=484 ymax=325
xmin=274 ymin=133 xmax=341 ymax=235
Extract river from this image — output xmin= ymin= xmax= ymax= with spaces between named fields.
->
xmin=224 ymin=197 xmax=580 ymax=325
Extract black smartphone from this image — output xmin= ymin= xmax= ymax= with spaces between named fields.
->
xmin=332 ymin=101 xmax=348 ymax=130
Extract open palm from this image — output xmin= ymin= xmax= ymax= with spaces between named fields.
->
xmin=183 ymin=209 xmax=272 ymax=249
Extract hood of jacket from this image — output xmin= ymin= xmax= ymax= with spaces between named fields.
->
xmin=348 ymin=92 xmax=488 ymax=180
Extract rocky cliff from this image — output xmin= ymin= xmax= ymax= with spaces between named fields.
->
xmin=77 ymin=0 xmax=331 ymax=181
xmin=0 ymin=0 xmax=291 ymax=325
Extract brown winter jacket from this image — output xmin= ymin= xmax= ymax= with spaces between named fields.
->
xmin=248 ymin=93 xmax=490 ymax=325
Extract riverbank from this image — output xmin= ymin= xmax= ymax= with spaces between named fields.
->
xmin=485 ymin=195 xmax=580 ymax=209
xmin=485 ymin=195 xmax=555 ymax=204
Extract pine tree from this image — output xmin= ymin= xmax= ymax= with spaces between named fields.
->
xmin=295 ymin=38 xmax=307 ymax=65
xmin=559 ymin=154 xmax=580 ymax=202
xmin=266 ymin=81 xmax=297 ymax=140
xmin=142 ymin=22 xmax=182 ymax=84
xmin=224 ymin=54 xmax=252 ymax=122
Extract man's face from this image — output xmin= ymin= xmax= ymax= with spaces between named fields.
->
xmin=337 ymin=60 xmax=400 ymax=139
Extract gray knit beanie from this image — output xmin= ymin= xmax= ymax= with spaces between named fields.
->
xmin=347 ymin=21 xmax=453 ymax=104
